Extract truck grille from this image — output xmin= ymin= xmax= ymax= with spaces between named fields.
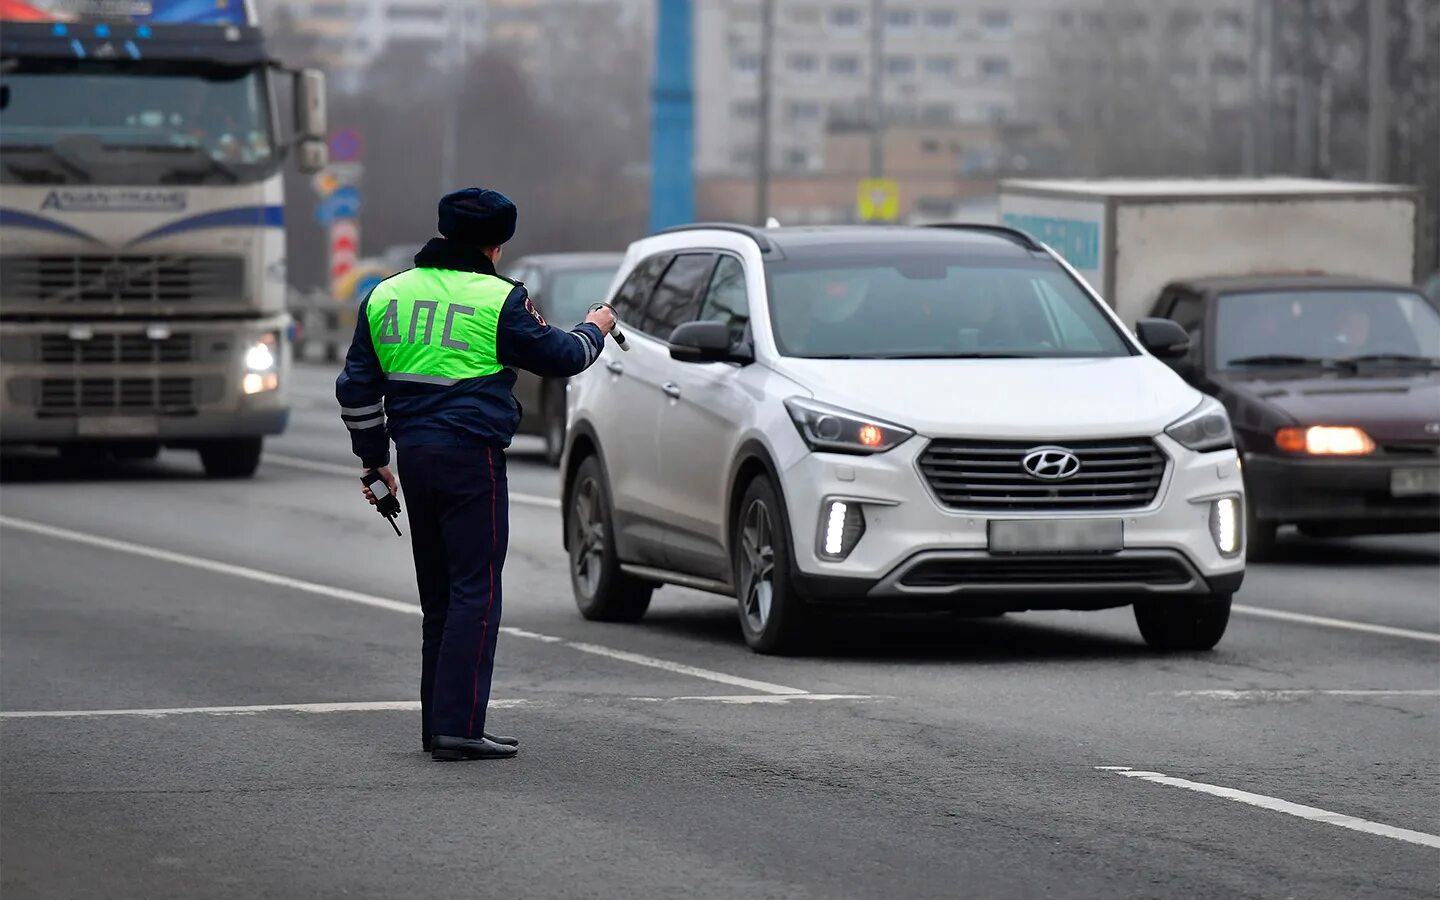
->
xmin=38 ymin=377 xmax=196 ymax=413
xmin=38 ymin=333 xmax=193 ymax=365
xmin=918 ymin=438 xmax=1167 ymax=511
xmin=899 ymin=555 xmax=1193 ymax=589
xmin=0 ymin=255 xmax=244 ymax=308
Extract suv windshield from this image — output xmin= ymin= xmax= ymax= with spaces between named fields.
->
xmin=1216 ymin=290 xmax=1440 ymax=369
xmin=0 ymin=60 xmax=275 ymax=184
xmin=765 ymin=250 xmax=1132 ymax=358
xmin=546 ymin=268 xmax=620 ymax=326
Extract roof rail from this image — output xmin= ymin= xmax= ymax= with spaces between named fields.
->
xmin=656 ymin=222 xmax=774 ymax=253
xmin=924 ymin=223 xmax=1044 ymax=252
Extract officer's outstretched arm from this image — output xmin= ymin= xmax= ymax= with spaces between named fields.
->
xmin=495 ymin=286 xmax=605 ymax=378
xmin=336 ymin=295 xmax=392 ymax=469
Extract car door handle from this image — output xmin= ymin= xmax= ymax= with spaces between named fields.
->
xmin=662 ymin=382 xmax=682 ymax=399
xmin=605 ymin=360 xmax=624 ymax=375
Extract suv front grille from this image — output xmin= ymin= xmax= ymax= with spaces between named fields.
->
xmin=38 ymin=333 xmax=193 ymax=365
xmin=0 ymin=255 xmax=243 ymax=308
xmin=900 ymin=556 xmax=1192 ymax=588
xmin=38 ymin=377 xmax=196 ymax=414
xmin=919 ymin=438 xmax=1167 ymax=511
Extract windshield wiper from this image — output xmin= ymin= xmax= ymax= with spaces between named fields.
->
xmin=124 ymin=144 xmax=242 ymax=183
xmin=0 ymin=144 xmax=91 ymax=182
xmin=1227 ymin=354 xmax=1344 ymax=368
xmin=1338 ymin=353 xmax=1440 ymax=369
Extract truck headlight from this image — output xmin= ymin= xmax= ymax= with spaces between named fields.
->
xmin=1209 ymin=495 xmax=1242 ymax=557
xmin=785 ymin=397 xmax=913 ymax=455
xmin=1165 ymin=397 xmax=1233 ymax=452
xmin=243 ymin=332 xmax=280 ymax=395
xmin=817 ymin=498 xmax=866 ymax=560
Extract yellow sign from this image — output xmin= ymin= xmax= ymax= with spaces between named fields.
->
xmin=857 ymin=178 xmax=900 ymax=222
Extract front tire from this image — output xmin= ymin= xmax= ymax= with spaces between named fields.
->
xmin=1134 ymin=593 xmax=1232 ymax=651
xmin=199 ymin=438 xmax=263 ymax=479
xmin=567 ymin=455 xmax=653 ymax=622
xmin=733 ymin=475 xmax=812 ymax=655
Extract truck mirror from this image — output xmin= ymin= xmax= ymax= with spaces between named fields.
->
xmin=294 ymin=68 xmax=327 ymax=142
xmin=297 ymin=139 xmax=327 ymax=175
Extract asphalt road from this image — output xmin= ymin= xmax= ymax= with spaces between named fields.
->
xmin=2 ymin=363 xmax=1437 ymax=899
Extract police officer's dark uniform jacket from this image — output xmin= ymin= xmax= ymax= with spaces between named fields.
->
xmin=336 ymin=188 xmax=604 ymax=756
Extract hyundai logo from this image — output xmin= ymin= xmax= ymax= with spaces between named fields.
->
xmin=1021 ymin=446 xmax=1082 ymax=481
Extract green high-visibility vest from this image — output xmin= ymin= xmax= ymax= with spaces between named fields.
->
xmin=365 ymin=268 xmax=512 ymax=384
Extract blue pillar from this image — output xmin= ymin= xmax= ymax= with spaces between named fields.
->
xmin=650 ymin=0 xmax=694 ymax=233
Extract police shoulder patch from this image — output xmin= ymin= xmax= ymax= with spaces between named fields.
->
xmin=524 ymin=297 xmax=546 ymax=327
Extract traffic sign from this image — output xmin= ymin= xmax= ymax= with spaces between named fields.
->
xmin=315 ymin=185 xmax=362 ymax=225
xmin=328 ymin=128 xmax=362 ymax=163
xmin=312 ymin=170 xmax=340 ymax=197
xmin=857 ymin=178 xmax=900 ymax=222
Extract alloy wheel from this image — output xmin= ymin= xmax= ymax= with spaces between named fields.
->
xmin=571 ymin=477 xmax=605 ymax=597
xmin=738 ymin=498 xmax=776 ymax=633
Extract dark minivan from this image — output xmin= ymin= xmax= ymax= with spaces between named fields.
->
xmin=505 ymin=253 xmax=624 ymax=464
xmin=1150 ymin=275 xmax=1440 ymax=559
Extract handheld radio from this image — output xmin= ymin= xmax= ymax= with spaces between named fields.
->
xmin=588 ymin=302 xmax=629 ymax=351
xmin=362 ymin=470 xmax=404 ymax=537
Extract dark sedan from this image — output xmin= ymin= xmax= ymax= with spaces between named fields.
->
xmin=1150 ymin=275 xmax=1440 ymax=559
xmin=505 ymin=252 xmax=624 ymax=464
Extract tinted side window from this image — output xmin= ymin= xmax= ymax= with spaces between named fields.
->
xmin=1167 ymin=293 xmax=1204 ymax=332
xmin=611 ymin=254 xmax=670 ymax=324
xmin=645 ymin=253 xmax=716 ymax=340
xmin=698 ymin=255 xmax=751 ymax=344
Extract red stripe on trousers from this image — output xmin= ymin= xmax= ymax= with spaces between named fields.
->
xmin=469 ymin=446 xmax=498 ymax=737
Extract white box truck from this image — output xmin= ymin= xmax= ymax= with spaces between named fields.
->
xmin=997 ymin=178 xmax=1423 ymax=325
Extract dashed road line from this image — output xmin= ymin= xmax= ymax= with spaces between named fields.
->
xmin=263 ymin=453 xmax=562 ymax=509
xmin=1096 ymin=766 xmax=1440 ymax=850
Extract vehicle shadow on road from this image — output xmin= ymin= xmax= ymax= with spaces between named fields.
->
xmin=639 ymin=603 xmax=1150 ymax=664
xmin=0 ymin=451 xmax=203 ymax=484
xmin=1263 ymin=532 xmax=1440 ymax=567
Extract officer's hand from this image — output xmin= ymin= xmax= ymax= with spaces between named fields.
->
xmin=362 ymin=466 xmax=398 ymax=506
xmin=585 ymin=305 xmax=616 ymax=335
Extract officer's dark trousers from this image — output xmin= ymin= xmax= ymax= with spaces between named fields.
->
xmin=398 ymin=440 xmax=509 ymax=741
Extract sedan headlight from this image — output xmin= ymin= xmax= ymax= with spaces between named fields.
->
xmin=1275 ymin=426 xmax=1375 ymax=456
xmin=1165 ymin=397 xmax=1233 ymax=452
xmin=784 ymin=397 xmax=914 ymax=455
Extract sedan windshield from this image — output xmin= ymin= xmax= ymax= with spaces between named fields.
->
xmin=1 ymin=61 xmax=275 ymax=184
xmin=765 ymin=251 xmax=1132 ymax=358
xmin=1216 ymin=290 xmax=1440 ymax=369
xmin=545 ymin=268 xmax=621 ymax=326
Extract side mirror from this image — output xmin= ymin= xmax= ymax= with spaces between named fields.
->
xmin=296 ymin=139 xmax=327 ymax=175
xmin=669 ymin=320 xmax=753 ymax=364
xmin=1135 ymin=317 xmax=1190 ymax=360
xmin=294 ymin=68 xmax=327 ymax=142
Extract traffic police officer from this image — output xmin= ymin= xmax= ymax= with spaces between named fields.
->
xmin=336 ymin=188 xmax=615 ymax=761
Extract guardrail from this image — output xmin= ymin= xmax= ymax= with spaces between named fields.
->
xmin=288 ymin=290 xmax=357 ymax=363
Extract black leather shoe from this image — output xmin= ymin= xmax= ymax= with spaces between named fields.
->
xmin=423 ymin=732 xmax=517 ymax=752
xmin=430 ymin=734 xmax=518 ymax=761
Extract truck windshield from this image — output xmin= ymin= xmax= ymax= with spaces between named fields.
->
xmin=0 ymin=60 xmax=275 ymax=184
xmin=1217 ymin=290 xmax=1440 ymax=369
xmin=765 ymin=251 xmax=1132 ymax=359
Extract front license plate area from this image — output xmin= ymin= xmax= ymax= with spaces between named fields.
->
xmin=988 ymin=519 xmax=1124 ymax=555
xmin=76 ymin=416 xmax=159 ymax=438
xmin=1391 ymin=467 xmax=1440 ymax=497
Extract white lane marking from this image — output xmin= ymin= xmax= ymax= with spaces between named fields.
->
xmin=1233 ymin=604 xmax=1440 ymax=644
xmin=1096 ymin=767 xmax=1440 ymax=850
xmin=264 ymin=453 xmax=562 ymax=509
xmin=0 ymin=516 xmax=423 ymax=617
xmin=0 ymin=517 xmax=810 ymax=697
xmin=630 ymin=693 xmax=873 ymax=705
xmin=561 ymin=639 xmax=808 ymax=695
xmin=1177 ymin=689 xmax=1440 ymax=700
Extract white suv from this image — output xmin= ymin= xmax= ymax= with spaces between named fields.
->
xmin=562 ymin=224 xmax=1245 ymax=654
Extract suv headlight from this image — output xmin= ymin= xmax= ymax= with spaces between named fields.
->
xmin=784 ymin=397 xmax=914 ymax=455
xmin=1165 ymin=397 xmax=1233 ymax=452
